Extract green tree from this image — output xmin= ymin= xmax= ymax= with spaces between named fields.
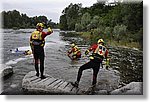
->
xmin=88 ymin=15 xmax=100 ymax=29
xmin=60 ymin=3 xmax=82 ymax=30
xmin=113 ymin=24 xmax=127 ymax=42
xmin=75 ymin=23 xmax=83 ymax=31
xmin=2 ymin=10 xmax=57 ymax=29
xmin=104 ymin=27 xmax=113 ymax=41
xmin=59 ymin=14 xmax=68 ymax=30
xmin=81 ymin=12 xmax=91 ymax=31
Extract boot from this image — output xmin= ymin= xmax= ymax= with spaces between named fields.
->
xmin=40 ymin=75 xmax=46 ymax=79
xmin=36 ymin=73 xmax=39 ymax=77
xmin=70 ymin=81 xmax=79 ymax=88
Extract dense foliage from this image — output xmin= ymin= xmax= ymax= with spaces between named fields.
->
xmin=1 ymin=10 xmax=58 ymax=29
xmin=1 ymin=2 xmax=143 ymax=49
xmin=59 ymin=2 xmax=143 ymax=49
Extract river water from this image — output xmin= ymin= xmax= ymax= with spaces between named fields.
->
xmin=1 ymin=29 xmax=143 ymax=95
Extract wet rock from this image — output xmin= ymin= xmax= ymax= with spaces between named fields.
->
xmin=110 ymin=82 xmax=143 ymax=95
xmin=95 ymin=90 xmax=108 ymax=95
xmin=97 ymin=68 xmax=120 ymax=92
xmin=0 ymin=64 xmax=13 ymax=78
xmin=0 ymin=64 xmax=13 ymax=94
xmin=1 ymin=86 xmax=23 ymax=95
xmin=113 ymin=69 xmax=120 ymax=75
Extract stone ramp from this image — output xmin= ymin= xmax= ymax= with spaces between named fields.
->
xmin=22 ymin=71 xmax=82 ymax=94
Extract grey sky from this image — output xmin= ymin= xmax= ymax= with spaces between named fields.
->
xmin=1 ymin=0 xmax=98 ymax=23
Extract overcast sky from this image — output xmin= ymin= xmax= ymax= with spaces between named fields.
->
xmin=1 ymin=0 xmax=98 ymax=23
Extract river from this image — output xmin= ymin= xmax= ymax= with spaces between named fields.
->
xmin=1 ymin=29 xmax=143 ymax=95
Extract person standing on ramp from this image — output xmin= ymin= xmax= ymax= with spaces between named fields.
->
xmin=30 ymin=23 xmax=53 ymax=79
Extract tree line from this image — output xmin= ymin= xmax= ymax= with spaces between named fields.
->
xmin=1 ymin=10 xmax=58 ymax=29
xmin=59 ymin=2 xmax=143 ymax=49
xmin=1 ymin=2 xmax=143 ymax=49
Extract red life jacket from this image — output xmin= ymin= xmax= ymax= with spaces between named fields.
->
xmin=89 ymin=44 xmax=108 ymax=60
xmin=94 ymin=44 xmax=107 ymax=58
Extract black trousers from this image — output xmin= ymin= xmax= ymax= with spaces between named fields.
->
xmin=33 ymin=46 xmax=45 ymax=76
xmin=77 ymin=59 xmax=101 ymax=85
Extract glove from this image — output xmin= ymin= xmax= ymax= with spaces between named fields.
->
xmin=89 ymin=56 xmax=94 ymax=60
xmin=106 ymin=58 xmax=110 ymax=64
xmin=105 ymin=58 xmax=110 ymax=69
xmin=85 ymin=50 xmax=90 ymax=55
xmin=48 ymin=27 xmax=52 ymax=32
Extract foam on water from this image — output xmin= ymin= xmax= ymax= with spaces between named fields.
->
xmin=5 ymin=56 xmax=32 ymax=66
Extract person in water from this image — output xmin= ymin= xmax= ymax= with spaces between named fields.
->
xmin=24 ymin=50 xmax=32 ymax=55
xmin=30 ymin=23 xmax=53 ymax=79
xmin=67 ymin=43 xmax=81 ymax=60
xmin=10 ymin=48 xmax=31 ymax=55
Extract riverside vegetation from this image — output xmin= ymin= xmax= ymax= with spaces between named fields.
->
xmin=59 ymin=2 xmax=143 ymax=50
xmin=1 ymin=2 xmax=143 ymax=49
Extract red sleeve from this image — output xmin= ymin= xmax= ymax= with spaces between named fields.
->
xmin=88 ymin=44 xmax=98 ymax=52
xmin=70 ymin=48 xmax=75 ymax=53
xmin=42 ymin=31 xmax=52 ymax=39
xmin=105 ymin=49 xmax=109 ymax=58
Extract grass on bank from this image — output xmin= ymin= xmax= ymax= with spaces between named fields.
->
xmin=77 ymin=31 xmax=142 ymax=50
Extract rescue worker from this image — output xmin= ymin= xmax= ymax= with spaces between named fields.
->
xmin=30 ymin=23 xmax=53 ymax=79
xmin=71 ymin=39 xmax=109 ymax=88
xmin=24 ymin=50 xmax=32 ymax=55
xmin=67 ymin=43 xmax=81 ymax=60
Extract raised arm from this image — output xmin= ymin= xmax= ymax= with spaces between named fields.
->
xmin=42 ymin=27 xmax=53 ymax=38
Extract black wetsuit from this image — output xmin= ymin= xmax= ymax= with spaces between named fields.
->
xmin=30 ymin=28 xmax=52 ymax=79
xmin=33 ymin=45 xmax=45 ymax=77
xmin=76 ymin=58 xmax=102 ymax=86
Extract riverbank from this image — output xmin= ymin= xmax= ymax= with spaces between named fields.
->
xmin=74 ymin=31 xmax=142 ymax=51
